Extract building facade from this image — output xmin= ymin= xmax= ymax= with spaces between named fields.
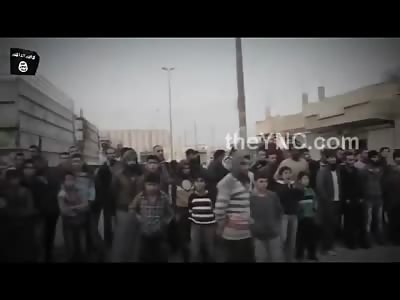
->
xmin=256 ymin=82 xmax=400 ymax=161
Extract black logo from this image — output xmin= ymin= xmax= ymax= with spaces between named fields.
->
xmin=10 ymin=48 xmax=40 ymax=76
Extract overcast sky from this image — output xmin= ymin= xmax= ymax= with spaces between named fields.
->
xmin=1 ymin=38 xmax=400 ymax=147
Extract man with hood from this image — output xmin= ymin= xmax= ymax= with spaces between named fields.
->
xmin=215 ymin=150 xmax=255 ymax=262
xmin=153 ymin=145 xmax=171 ymax=193
xmin=112 ymin=149 xmax=142 ymax=224
xmin=359 ymin=150 xmax=384 ymax=246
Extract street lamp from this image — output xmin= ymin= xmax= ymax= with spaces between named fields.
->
xmin=162 ymin=67 xmax=175 ymax=160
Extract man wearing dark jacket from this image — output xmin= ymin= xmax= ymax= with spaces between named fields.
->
xmin=383 ymin=150 xmax=400 ymax=245
xmin=94 ymin=147 xmax=119 ymax=248
xmin=359 ymin=150 xmax=384 ymax=246
xmin=316 ymin=149 xmax=343 ymax=255
xmin=303 ymin=149 xmax=319 ymax=190
xmin=250 ymin=148 xmax=268 ymax=174
xmin=340 ymin=151 xmax=365 ymax=249
xmin=207 ymin=149 xmax=228 ymax=199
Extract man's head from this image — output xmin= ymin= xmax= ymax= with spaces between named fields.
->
xmin=63 ymin=171 xmax=76 ymax=189
xmin=323 ymin=149 xmax=337 ymax=165
xmin=213 ymin=149 xmax=226 ymax=163
xmin=23 ymin=159 xmax=36 ymax=178
xmin=29 ymin=145 xmax=40 ymax=158
xmin=71 ymin=153 xmax=83 ymax=173
xmin=393 ymin=150 xmax=400 ymax=166
xmin=368 ymin=150 xmax=380 ymax=166
xmin=257 ymin=149 xmax=267 ymax=161
xmin=193 ymin=174 xmax=207 ymax=193
xmin=146 ymin=155 xmax=160 ymax=174
xmin=14 ymin=152 xmax=25 ymax=169
xmin=298 ymin=171 xmax=310 ymax=187
xmin=336 ymin=148 xmax=345 ymax=163
xmin=290 ymin=148 xmax=301 ymax=161
xmin=5 ymin=168 xmax=20 ymax=186
xmin=359 ymin=148 xmax=369 ymax=162
xmin=153 ymin=145 xmax=165 ymax=162
xmin=105 ymin=147 xmax=116 ymax=162
xmin=267 ymin=152 xmax=278 ymax=164
xmin=185 ymin=149 xmax=197 ymax=162
xmin=380 ymin=147 xmax=390 ymax=160
xmin=144 ymin=173 xmax=160 ymax=195
xmin=344 ymin=151 xmax=356 ymax=168
xmin=278 ymin=166 xmax=292 ymax=182
xmin=254 ymin=172 xmax=268 ymax=192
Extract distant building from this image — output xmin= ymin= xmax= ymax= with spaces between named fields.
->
xmin=256 ymin=82 xmax=400 ymax=160
xmin=100 ymin=129 xmax=173 ymax=161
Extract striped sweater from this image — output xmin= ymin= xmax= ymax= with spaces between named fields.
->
xmin=215 ymin=173 xmax=253 ymax=240
xmin=188 ymin=191 xmax=216 ymax=225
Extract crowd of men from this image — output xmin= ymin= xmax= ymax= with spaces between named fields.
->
xmin=0 ymin=142 xmax=399 ymax=262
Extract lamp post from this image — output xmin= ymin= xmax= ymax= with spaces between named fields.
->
xmin=162 ymin=67 xmax=175 ymax=160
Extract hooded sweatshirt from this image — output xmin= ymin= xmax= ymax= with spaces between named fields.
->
xmin=215 ymin=151 xmax=254 ymax=240
xmin=112 ymin=149 xmax=142 ymax=211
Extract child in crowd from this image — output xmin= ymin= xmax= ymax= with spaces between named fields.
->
xmin=250 ymin=172 xmax=283 ymax=262
xmin=58 ymin=172 xmax=90 ymax=262
xmin=296 ymin=172 xmax=319 ymax=261
xmin=188 ymin=174 xmax=216 ymax=262
xmin=275 ymin=166 xmax=303 ymax=262
xmin=130 ymin=173 xmax=173 ymax=262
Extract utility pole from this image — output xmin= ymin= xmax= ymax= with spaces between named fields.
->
xmin=235 ymin=38 xmax=248 ymax=149
xmin=162 ymin=67 xmax=175 ymax=160
xmin=194 ymin=121 xmax=198 ymax=147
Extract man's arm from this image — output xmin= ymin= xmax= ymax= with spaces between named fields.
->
xmin=214 ymin=176 xmax=232 ymax=235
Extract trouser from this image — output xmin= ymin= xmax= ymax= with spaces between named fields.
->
xmin=62 ymin=217 xmax=88 ymax=262
xmin=281 ymin=214 xmax=298 ymax=262
xmin=388 ymin=204 xmax=400 ymax=245
xmin=365 ymin=199 xmax=384 ymax=242
xmin=176 ymin=207 xmax=191 ymax=262
xmin=224 ymin=238 xmax=255 ymax=263
xmin=343 ymin=201 xmax=364 ymax=248
xmin=190 ymin=223 xmax=216 ymax=262
xmin=94 ymin=206 xmax=115 ymax=249
xmin=296 ymin=217 xmax=318 ymax=260
xmin=254 ymin=236 xmax=283 ymax=262
xmin=139 ymin=234 xmax=168 ymax=262
xmin=42 ymin=214 xmax=59 ymax=262
xmin=321 ymin=201 xmax=342 ymax=252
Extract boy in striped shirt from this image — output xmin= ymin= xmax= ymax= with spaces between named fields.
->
xmin=188 ymin=174 xmax=216 ymax=262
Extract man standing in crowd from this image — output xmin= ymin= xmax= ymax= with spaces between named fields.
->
xmin=29 ymin=145 xmax=48 ymax=174
xmin=336 ymin=148 xmax=345 ymax=166
xmin=379 ymin=147 xmax=391 ymax=167
xmin=207 ymin=149 xmax=228 ymax=199
xmin=316 ymin=149 xmax=342 ymax=256
xmin=274 ymin=147 xmax=308 ymax=182
xmin=112 ymin=149 xmax=142 ymax=225
xmin=0 ymin=168 xmax=37 ymax=262
xmin=95 ymin=147 xmax=119 ymax=248
xmin=359 ymin=150 xmax=384 ymax=246
xmin=303 ymin=149 xmax=320 ymax=189
xmin=215 ymin=151 xmax=254 ymax=262
xmin=340 ymin=151 xmax=365 ymax=249
xmin=153 ymin=145 xmax=171 ymax=193
xmin=384 ymin=150 xmax=400 ymax=245
xmin=250 ymin=148 xmax=268 ymax=174
xmin=14 ymin=152 xmax=25 ymax=176
xmin=355 ymin=149 xmax=369 ymax=169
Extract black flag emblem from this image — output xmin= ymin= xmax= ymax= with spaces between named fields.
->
xmin=10 ymin=48 xmax=40 ymax=75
